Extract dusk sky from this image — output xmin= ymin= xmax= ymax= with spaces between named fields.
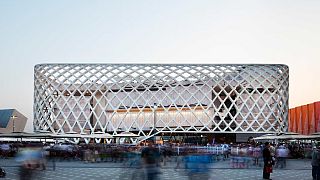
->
xmin=0 ymin=0 xmax=319 ymax=132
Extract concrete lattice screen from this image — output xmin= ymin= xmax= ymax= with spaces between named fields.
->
xmin=34 ymin=64 xmax=289 ymax=140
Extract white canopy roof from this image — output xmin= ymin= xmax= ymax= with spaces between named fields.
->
xmin=254 ymin=133 xmax=312 ymax=140
xmin=113 ymin=132 xmax=139 ymax=137
xmin=52 ymin=133 xmax=114 ymax=139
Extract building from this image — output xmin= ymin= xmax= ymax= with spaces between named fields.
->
xmin=34 ymin=64 xmax=289 ymax=143
xmin=0 ymin=109 xmax=27 ymax=133
xmin=288 ymin=101 xmax=320 ymax=135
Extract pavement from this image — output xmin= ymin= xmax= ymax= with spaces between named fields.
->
xmin=0 ymin=157 xmax=314 ymax=180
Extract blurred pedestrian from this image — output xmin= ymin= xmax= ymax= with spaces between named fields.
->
xmin=263 ymin=142 xmax=273 ymax=180
xmin=184 ymin=150 xmax=211 ymax=180
xmin=0 ymin=167 xmax=5 ymax=178
xmin=253 ymin=145 xmax=261 ymax=166
xmin=311 ymin=146 xmax=320 ymax=180
xmin=16 ymin=147 xmax=45 ymax=180
xmin=141 ymin=141 xmax=160 ymax=180
xmin=275 ymin=144 xmax=288 ymax=169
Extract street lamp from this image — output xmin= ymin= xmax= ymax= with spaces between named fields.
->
xmin=10 ymin=115 xmax=17 ymax=133
xmin=153 ymin=103 xmax=158 ymax=142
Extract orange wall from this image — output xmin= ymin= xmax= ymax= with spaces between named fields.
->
xmin=302 ymin=105 xmax=309 ymax=135
xmin=289 ymin=101 xmax=320 ymax=135
xmin=296 ymin=106 xmax=303 ymax=134
xmin=308 ymin=103 xmax=315 ymax=134
xmin=315 ymin=102 xmax=320 ymax=132
xmin=289 ymin=108 xmax=294 ymax=132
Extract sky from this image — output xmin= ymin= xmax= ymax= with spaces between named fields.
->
xmin=0 ymin=0 xmax=320 ymax=132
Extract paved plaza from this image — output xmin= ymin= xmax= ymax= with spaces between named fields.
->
xmin=0 ymin=158 xmax=314 ymax=180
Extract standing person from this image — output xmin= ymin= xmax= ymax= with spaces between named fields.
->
xmin=311 ymin=146 xmax=320 ymax=180
xmin=275 ymin=144 xmax=289 ymax=169
xmin=253 ymin=145 xmax=261 ymax=166
xmin=269 ymin=144 xmax=276 ymax=166
xmin=0 ymin=167 xmax=5 ymax=178
xmin=141 ymin=141 xmax=160 ymax=180
xmin=263 ymin=142 xmax=273 ymax=180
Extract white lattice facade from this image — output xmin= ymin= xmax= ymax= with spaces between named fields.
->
xmin=34 ymin=64 xmax=289 ymax=139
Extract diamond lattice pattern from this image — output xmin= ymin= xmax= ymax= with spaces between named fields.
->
xmin=34 ymin=64 xmax=289 ymax=138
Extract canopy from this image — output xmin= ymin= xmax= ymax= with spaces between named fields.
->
xmin=254 ymin=133 xmax=311 ymax=140
xmin=113 ymin=131 xmax=139 ymax=137
xmin=51 ymin=133 xmax=82 ymax=138
xmin=81 ymin=133 xmax=113 ymax=139
xmin=52 ymin=133 xmax=113 ymax=139
xmin=0 ymin=132 xmax=53 ymax=138
xmin=254 ymin=135 xmax=278 ymax=140
xmin=276 ymin=134 xmax=310 ymax=139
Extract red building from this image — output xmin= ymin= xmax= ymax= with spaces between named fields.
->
xmin=289 ymin=101 xmax=320 ymax=135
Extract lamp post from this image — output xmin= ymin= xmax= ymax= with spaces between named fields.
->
xmin=153 ymin=103 xmax=158 ymax=143
xmin=10 ymin=115 xmax=17 ymax=133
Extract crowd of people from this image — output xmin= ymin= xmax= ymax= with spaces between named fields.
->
xmin=229 ymin=143 xmax=290 ymax=169
xmin=0 ymin=141 xmax=318 ymax=179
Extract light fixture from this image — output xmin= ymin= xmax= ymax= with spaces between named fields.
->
xmin=153 ymin=103 xmax=158 ymax=109
xmin=10 ymin=115 xmax=17 ymax=133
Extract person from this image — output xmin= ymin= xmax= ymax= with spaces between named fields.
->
xmin=275 ymin=144 xmax=288 ymax=169
xmin=0 ymin=167 xmax=5 ymax=178
xmin=253 ymin=145 xmax=261 ymax=166
xmin=184 ymin=149 xmax=211 ymax=180
xmin=16 ymin=147 xmax=45 ymax=180
xmin=222 ymin=144 xmax=230 ymax=160
xmin=263 ymin=142 xmax=273 ymax=180
xmin=269 ymin=144 xmax=276 ymax=166
xmin=141 ymin=141 xmax=160 ymax=180
xmin=311 ymin=146 xmax=320 ymax=180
